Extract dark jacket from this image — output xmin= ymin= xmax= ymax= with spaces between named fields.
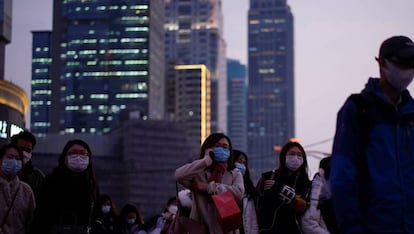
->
xmin=19 ymin=160 xmax=44 ymax=204
xmin=331 ymin=77 xmax=414 ymax=233
xmin=91 ymin=211 xmax=118 ymax=234
xmin=256 ymin=170 xmax=310 ymax=234
xmin=32 ymin=166 xmax=96 ymax=233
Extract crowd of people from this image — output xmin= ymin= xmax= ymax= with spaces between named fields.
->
xmin=1 ymin=35 xmax=414 ymax=234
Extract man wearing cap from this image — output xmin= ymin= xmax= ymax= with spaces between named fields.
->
xmin=330 ymin=35 xmax=414 ymax=233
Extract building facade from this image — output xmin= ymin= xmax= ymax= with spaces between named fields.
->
xmin=227 ymin=59 xmax=247 ymax=152
xmin=0 ymin=80 xmax=27 ymax=145
xmin=247 ymin=0 xmax=295 ymax=180
xmin=0 ymin=0 xmax=26 ymax=145
xmin=32 ymin=0 xmax=165 ymax=135
xmin=0 ymin=0 xmax=11 ymax=80
xmin=31 ymin=31 xmax=52 ymax=137
xmin=164 ymin=0 xmax=227 ymax=133
xmin=174 ymin=64 xmax=211 ymax=153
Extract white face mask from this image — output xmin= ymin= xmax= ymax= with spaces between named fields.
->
xmin=67 ymin=154 xmax=89 ymax=172
xmin=22 ymin=151 xmax=32 ymax=165
xmin=168 ymin=205 xmax=178 ymax=215
xmin=383 ymin=59 xmax=414 ymax=92
xmin=126 ymin=218 xmax=136 ymax=225
xmin=285 ymin=155 xmax=303 ymax=171
xmin=101 ymin=205 xmax=111 ymax=214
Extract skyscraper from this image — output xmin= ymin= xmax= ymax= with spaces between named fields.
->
xmin=164 ymin=0 xmax=227 ymax=134
xmin=0 ymin=0 xmax=11 ymax=80
xmin=247 ymin=0 xmax=295 ymax=179
xmin=31 ymin=31 xmax=52 ymax=137
xmin=0 ymin=0 xmax=26 ymax=145
xmin=227 ymin=59 xmax=247 ymax=152
xmin=32 ymin=0 xmax=165 ymax=135
xmin=174 ymin=64 xmax=211 ymax=152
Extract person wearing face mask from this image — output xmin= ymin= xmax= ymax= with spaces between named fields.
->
xmin=0 ymin=143 xmax=35 ymax=234
xmin=117 ymin=203 xmax=146 ymax=234
xmin=31 ymin=139 xmax=99 ymax=234
xmin=233 ymin=149 xmax=259 ymax=234
xmin=330 ymin=35 xmax=414 ymax=234
xmin=142 ymin=196 xmax=178 ymax=234
xmin=91 ymin=194 xmax=118 ymax=234
xmin=174 ymin=133 xmax=245 ymax=233
xmin=301 ymin=156 xmax=339 ymax=234
xmin=11 ymin=130 xmax=45 ymax=205
xmin=255 ymin=141 xmax=311 ymax=234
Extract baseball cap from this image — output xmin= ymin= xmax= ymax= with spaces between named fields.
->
xmin=379 ymin=36 xmax=414 ymax=68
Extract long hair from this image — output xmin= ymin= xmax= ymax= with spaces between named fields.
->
xmin=57 ymin=139 xmax=98 ymax=201
xmin=97 ymin=194 xmax=118 ymax=216
xmin=233 ymin=149 xmax=258 ymax=199
xmin=198 ymin=133 xmax=235 ymax=170
xmin=119 ymin=203 xmax=144 ymax=225
xmin=278 ymin=141 xmax=310 ymax=183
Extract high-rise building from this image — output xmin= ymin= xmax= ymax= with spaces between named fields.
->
xmin=32 ymin=0 xmax=165 ymax=135
xmin=0 ymin=0 xmax=26 ymax=144
xmin=247 ymin=0 xmax=295 ymax=180
xmin=164 ymin=0 xmax=227 ymax=134
xmin=0 ymin=0 xmax=11 ymax=80
xmin=31 ymin=31 xmax=52 ymax=137
xmin=227 ymin=59 xmax=247 ymax=152
xmin=174 ymin=64 xmax=211 ymax=152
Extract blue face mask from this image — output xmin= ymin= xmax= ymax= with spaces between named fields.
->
xmin=213 ymin=147 xmax=230 ymax=162
xmin=235 ymin=162 xmax=246 ymax=175
xmin=1 ymin=159 xmax=22 ymax=176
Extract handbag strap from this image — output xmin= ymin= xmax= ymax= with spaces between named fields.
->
xmin=0 ymin=185 xmax=21 ymax=228
xmin=85 ymin=201 xmax=94 ymax=234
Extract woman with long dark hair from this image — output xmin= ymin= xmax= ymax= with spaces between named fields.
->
xmin=255 ymin=141 xmax=311 ymax=234
xmin=233 ymin=149 xmax=259 ymax=234
xmin=174 ymin=133 xmax=245 ymax=233
xmin=32 ymin=139 xmax=99 ymax=233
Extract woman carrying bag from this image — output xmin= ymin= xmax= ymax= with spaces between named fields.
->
xmin=174 ymin=133 xmax=245 ymax=234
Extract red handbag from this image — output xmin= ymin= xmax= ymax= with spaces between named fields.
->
xmin=212 ymin=190 xmax=242 ymax=232
xmin=167 ymin=207 xmax=207 ymax=234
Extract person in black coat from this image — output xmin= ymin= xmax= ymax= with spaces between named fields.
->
xmin=256 ymin=141 xmax=311 ymax=234
xmin=91 ymin=194 xmax=118 ymax=234
xmin=31 ymin=139 xmax=99 ymax=234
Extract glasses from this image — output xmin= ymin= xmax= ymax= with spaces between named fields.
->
xmin=67 ymin=151 xmax=89 ymax=156
xmin=287 ymin=151 xmax=303 ymax=157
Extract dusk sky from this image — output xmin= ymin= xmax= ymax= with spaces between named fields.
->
xmin=5 ymin=0 xmax=414 ymax=174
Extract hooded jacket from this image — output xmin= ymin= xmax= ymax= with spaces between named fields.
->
xmin=331 ymin=77 xmax=414 ymax=233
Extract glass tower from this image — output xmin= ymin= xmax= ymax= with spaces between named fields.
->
xmin=33 ymin=0 xmax=165 ymax=135
xmin=164 ymin=0 xmax=227 ymax=134
xmin=227 ymin=59 xmax=247 ymax=152
xmin=31 ymin=31 xmax=52 ymax=137
xmin=247 ymin=0 xmax=295 ymax=180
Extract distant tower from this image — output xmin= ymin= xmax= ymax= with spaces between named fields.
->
xmin=0 ymin=0 xmax=27 ymax=144
xmin=31 ymin=31 xmax=52 ymax=137
xmin=32 ymin=0 xmax=165 ymax=135
xmin=227 ymin=59 xmax=247 ymax=152
xmin=0 ymin=0 xmax=11 ymax=80
xmin=247 ymin=0 xmax=295 ymax=179
xmin=165 ymin=0 xmax=227 ymax=134
xmin=174 ymin=64 xmax=211 ymax=152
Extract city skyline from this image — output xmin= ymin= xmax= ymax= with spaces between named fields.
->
xmin=5 ymin=0 xmax=414 ymax=174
